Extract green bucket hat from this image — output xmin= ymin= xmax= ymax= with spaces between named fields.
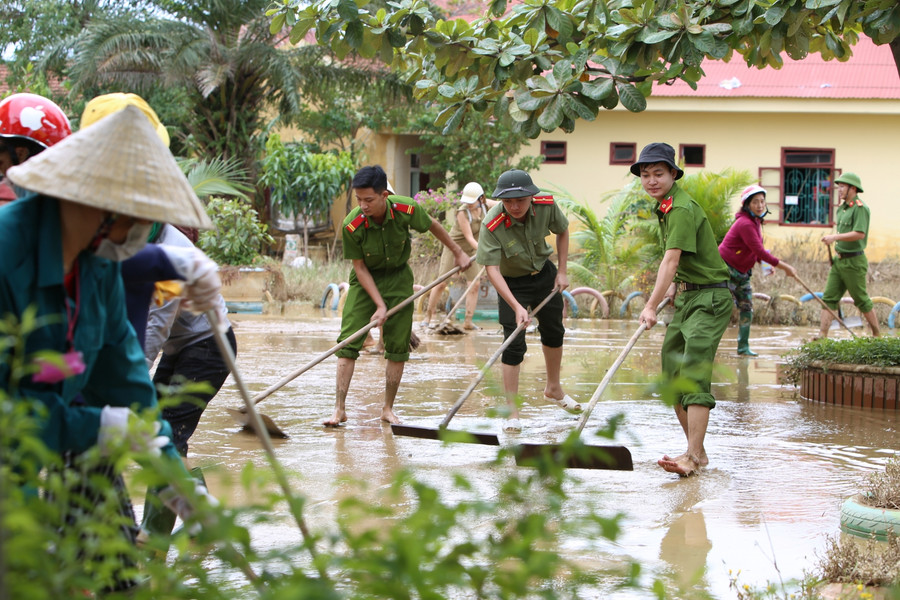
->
xmin=835 ymin=172 xmax=863 ymax=193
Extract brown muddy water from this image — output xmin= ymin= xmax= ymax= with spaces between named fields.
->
xmin=167 ymin=308 xmax=899 ymax=599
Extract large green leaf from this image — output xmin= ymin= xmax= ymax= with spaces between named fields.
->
xmin=616 ymin=82 xmax=646 ymax=112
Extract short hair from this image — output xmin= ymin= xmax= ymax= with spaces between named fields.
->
xmin=639 ymin=161 xmax=677 ymax=174
xmin=352 ymin=165 xmax=388 ymax=193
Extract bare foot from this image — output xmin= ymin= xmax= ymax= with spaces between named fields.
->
xmin=663 ymin=451 xmax=708 ymax=467
xmin=323 ymin=411 xmax=348 ymax=427
xmin=381 ymin=408 xmax=400 ymax=425
xmin=658 ymin=454 xmax=701 ymax=477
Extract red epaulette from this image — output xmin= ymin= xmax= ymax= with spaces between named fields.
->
xmin=532 ymin=195 xmax=554 ymax=205
xmin=345 ymin=214 xmax=368 ymax=233
xmin=392 ymin=202 xmax=415 ymax=215
xmin=486 ymin=213 xmax=510 ymax=232
xmin=659 ymin=196 xmax=674 ymax=214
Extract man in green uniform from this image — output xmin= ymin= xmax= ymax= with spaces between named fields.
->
xmin=325 ymin=165 xmax=471 ymax=426
xmin=476 ymin=169 xmax=576 ymax=433
xmin=818 ymin=172 xmax=880 ymax=338
xmin=633 ymin=143 xmax=732 ymax=477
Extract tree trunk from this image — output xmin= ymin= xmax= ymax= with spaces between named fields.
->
xmin=891 ymin=39 xmax=900 ymax=80
xmin=302 ymin=222 xmax=310 ymax=260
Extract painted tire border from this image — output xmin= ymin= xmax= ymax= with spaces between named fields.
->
xmin=840 ymin=494 xmax=900 ymax=541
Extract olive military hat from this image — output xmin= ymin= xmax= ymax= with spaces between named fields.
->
xmin=630 ymin=142 xmax=684 ymax=180
xmin=835 ymin=172 xmax=863 ymax=193
xmin=492 ymin=169 xmax=541 ymax=199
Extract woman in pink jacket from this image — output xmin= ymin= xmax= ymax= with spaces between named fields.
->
xmin=718 ymin=185 xmax=797 ymax=355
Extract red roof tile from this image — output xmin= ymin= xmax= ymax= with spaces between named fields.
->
xmin=651 ymin=37 xmax=900 ymax=99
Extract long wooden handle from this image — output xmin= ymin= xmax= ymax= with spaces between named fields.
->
xmin=440 ymin=287 xmax=559 ymax=428
xmin=575 ymin=297 xmax=671 ymax=434
xmin=206 ymin=310 xmax=321 ymax=572
xmin=251 ymin=259 xmax=472 ymax=405
xmin=434 ymin=266 xmax=486 ymax=329
xmin=794 ymin=274 xmax=858 ymax=338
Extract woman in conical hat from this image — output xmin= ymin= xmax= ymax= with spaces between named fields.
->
xmin=0 ymin=105 xmax=216 ymax=589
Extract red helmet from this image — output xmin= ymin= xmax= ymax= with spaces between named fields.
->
xmin=0 ymin=93 xmax=72 ymax=156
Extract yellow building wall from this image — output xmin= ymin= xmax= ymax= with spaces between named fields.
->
xmin=522 ymin=98 xmax=900 ymax=261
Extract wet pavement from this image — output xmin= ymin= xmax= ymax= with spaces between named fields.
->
xmin=182 ymin=308 xmax=900 ymax=599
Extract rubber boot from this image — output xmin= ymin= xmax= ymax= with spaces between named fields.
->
xmin=737 ymin=311 xmax=757 ymax=356
xmin=139 ymin=490 xmax=177 ymax=554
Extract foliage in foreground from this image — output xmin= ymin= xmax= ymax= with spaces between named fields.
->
xmin=2 ymin=306 xmax=643 ymax=598
xmin=268 ymin=0 xmax=900 ymax=137
xmin=782 ymin=337 xmax=900 ymax=385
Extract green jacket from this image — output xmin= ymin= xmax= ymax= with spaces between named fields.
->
xmin=342 ymin=195 xmax=432 ymax=272
xmin=655 ymin=183 xmax=729 ymax=285
xmin=834 ymin=199 xmax=869 ymax=254
xmin=0 ymin=195 xmax=178 ymax=459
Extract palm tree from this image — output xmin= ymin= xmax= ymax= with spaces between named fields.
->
xmin=555 ymin=182 xmax=655 ymax=298
xmin=42 ymin=0 xmax=382 ymax=211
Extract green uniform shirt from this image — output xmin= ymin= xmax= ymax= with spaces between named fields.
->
xmin=342 ymin=195 xmax=433 ymax=271
xmin=656 ymin=183 xmax=729 ymax=285
xmin=476 ymin=198 xmax=568 ymax=277
xmin=834 ymin=199 xmax=869 ymax=254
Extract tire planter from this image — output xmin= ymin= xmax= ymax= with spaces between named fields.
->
xmin=840 ymin=494 xmax=900 ymax=541
xmin=799 ymin=361 xmax=900 ymax=410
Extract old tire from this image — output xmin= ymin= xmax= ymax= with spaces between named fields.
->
xmin=840 ymin=494 xmax=900 ymax=541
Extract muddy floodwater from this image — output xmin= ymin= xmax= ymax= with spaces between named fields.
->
xmin=178 ymin=307 xmax=899 ymax=598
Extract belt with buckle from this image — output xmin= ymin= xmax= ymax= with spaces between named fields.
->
xmin=837 ymin=251 xmax=864 ymax=259
xmin=678 ymin=281 xmax=728 ymax=292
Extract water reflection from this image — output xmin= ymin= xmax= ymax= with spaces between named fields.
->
xmin=182 ymin=311 xmax=899 ymax=598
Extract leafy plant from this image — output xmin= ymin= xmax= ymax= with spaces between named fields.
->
xmin=198 ymin=196 xmax=274 ymax=265
xmin=3 ymin=305 xmax=643 ymax=599
xmin=404 ymin=108 xmax=544 ymax=189
xmin=260 ymin=134 xmax=355 ymax=258
xmin=782 ymin=336 xmax=900 ymax=385
xmin=556 ymin=182 xmax=655 ymax=299
xmin=269 ymin=0 xmax=900 ymax=136
xmin=178 ymin=156 xmax=254 ymax=201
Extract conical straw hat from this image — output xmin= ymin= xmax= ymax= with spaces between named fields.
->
xmin=6 ymin=104 xmax=213 ymax=229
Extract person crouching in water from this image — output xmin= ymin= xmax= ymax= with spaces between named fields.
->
xmin=718 ymin=185 xmax=797 ymax=355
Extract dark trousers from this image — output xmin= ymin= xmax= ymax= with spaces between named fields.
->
xmin=154 ymin=327 xmax=236 ymax=456
xmin=497 ymin=261 xmax=565 ymax=366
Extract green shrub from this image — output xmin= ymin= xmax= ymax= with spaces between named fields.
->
xmin=198 ymin=197 xmax=274 ymax=265
xmin=782 ymin=337 xmax=900 ymax=385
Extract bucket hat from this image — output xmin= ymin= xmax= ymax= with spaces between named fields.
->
xmin=834 ymin=172 xmax=863 ymax=193
xmin=492 ymin=170 xmax=540 ymax=199
xmin=81 ymin=93 xmax=170 ymax=147
xmin=740 ymin=184 xmax=767 ymax=205
xmin=7 ymin=104 xmax=213 ymax=229
xmin=459 ymin=181 xmax=484 ymax=204
xmin=630 ymin=142 xmax=684 ymax=180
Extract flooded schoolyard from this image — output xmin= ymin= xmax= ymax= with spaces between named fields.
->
xmin=181 ymin=307 xmax=899 ymax=599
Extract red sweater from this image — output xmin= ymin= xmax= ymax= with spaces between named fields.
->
xmin=718 ymin=210 xmax=780 ymax=274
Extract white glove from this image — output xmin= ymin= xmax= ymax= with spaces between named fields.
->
xmin=98 ymin=406 xmax=169 ymax=457
xmin=158 ymin=245 xmax=222 ymax=314
xmin=159 ymin=480 xmax=220 ymax=535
